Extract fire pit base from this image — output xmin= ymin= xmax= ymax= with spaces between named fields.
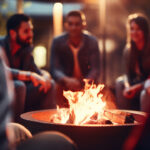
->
xmin=20 ymin=109 xmax=147 ymax=150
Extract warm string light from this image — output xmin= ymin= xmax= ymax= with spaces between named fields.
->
xmin=17 ymin=0 xmax=24 ymax=13
xmin=53 ymin=3 xmax=63 ymax=36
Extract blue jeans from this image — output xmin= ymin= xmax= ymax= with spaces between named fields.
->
xmin=14 ymin=80 xmax=26 ymax=122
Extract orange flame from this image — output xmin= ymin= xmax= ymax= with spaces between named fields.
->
xmin=50 ymin=79 xmax=106 ymax=125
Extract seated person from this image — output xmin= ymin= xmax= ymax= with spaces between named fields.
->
xmin=0 ymin=44 xmax=77 ymax=150
xmin=50 ymin=10 xmax=101 ymax=107
xmin=0 ymin=14 xmax=56 ymax=115
xmin=115 ymin=13 xmax=150 ymax=112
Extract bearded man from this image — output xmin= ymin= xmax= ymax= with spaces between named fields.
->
xmin=0 ymin=14 xmax=56 ymax=120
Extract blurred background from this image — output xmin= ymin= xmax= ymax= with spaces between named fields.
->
xmin=0 ymin=0 xmax=150 ymax=90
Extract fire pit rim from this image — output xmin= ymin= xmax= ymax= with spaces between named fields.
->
xmin=20 ymin=109 xmax=147 ymax=127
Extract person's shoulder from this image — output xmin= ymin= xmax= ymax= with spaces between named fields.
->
xmin=53 ymin=32 xmax=68 ymax=42
xmin=83 ymin=31 xmax=98 ymax=42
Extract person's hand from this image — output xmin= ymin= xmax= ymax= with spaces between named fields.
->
xmin=30 ymin=72 xmax=51 ymax=93
xmin=123 ymin=87 xmax=136 ymax=99
xmin=40 ymin=70 xmax=52 ymax=91
xmin=123 ymin=82 xmax=143 ymax=99
xmin=39 ymin=77 xmax=51 ymax=93
xmin=63 ymin=77 xmax=81 ymax=91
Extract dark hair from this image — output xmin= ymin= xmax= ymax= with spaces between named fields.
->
xmin=127 ymin=13 xmax=149 ymax=45
xmin=66 ymin=10 xmax=86 ymax=26
xmin=125 ymin=13 xmax=150 ymax=83
xmin=6 ymin=14 xmax=31 ymax=35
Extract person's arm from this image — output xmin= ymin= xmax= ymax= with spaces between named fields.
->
xmin=40 ymin=69 xmax=52 ymax=92
xmin=50 ymin=38 xmax=82 ymax=90
xmin=6 ymin=67 xmax=50 ymax=93
xmin=50 ymin=38 xmax=67 ymax=83
xmin=123 ymin=46 xmax=145 ymax=99
xmin=123 ymin=46 xmax=134 ymax=85
xmin=8 ymin=46 xmax=52 ymax=93
xmin=23 ymin=47 xmax=53 ymax=92
xmin=0 ymin=50 xmax=14 ymax=150
xmin=123 ymin=82 xmax=144 ymax=99
xmin=123 ymin=69 xmax=150 ymax=99
xmin=21 ymin=46 xmax=42 ymax=75
xmin=85 ymin=37 xmax=100 ymax=83
xmin=122 ymin=67 xmax=144 ymax=99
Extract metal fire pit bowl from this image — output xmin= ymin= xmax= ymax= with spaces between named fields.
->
xmin=20 ymin=109 xmax=147 ymax=150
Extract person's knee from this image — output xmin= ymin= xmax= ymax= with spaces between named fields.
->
xmin=40 ymin=79 xmax=57 ymax=109
xmin=49 ymin=79 xmax=56 ymax=93
xmin=115 ymin=77 xmax=125 ymax=98
xmin=14 ymin=80 xmax=26 ymax=105
xmin=14 ymin=80 xmax=26 ymax=95
xmin=115 ymin=76 xmax=125 ymax=90
xmin=140 ymin=85 xmax=150 ymax=112
xmin=13 ymin=81 xmax=26 ymax=121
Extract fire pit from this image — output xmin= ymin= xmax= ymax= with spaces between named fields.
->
xmin=20 ymin=109 xmax=147 ymax=150
xmin=20 ymin=80 xmax=147 ymax=150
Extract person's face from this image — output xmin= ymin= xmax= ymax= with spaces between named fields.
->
xmin=130 ymin=21 xmax=145 ymax=43
xmin=66 ymin=16 xmax=84 ymax=38
xmin=16 ymin=21 xmax=33 ymax=47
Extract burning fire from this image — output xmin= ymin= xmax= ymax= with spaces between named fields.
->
xmin=50 ymin=79 xmax=135 ymax=125
xmin=50 ymin=79 xmax=108 ymax=125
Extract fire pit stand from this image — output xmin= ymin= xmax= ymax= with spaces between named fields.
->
xmin=20 ymin=109 xmax=147 ymax=150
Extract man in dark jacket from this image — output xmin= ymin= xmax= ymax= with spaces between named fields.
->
xmin=50 ymin=10 xmax=100 ymax=107
xmin=0 ymin=14 xmax=56 ymax=115
xmin=0 ymin=46 xmax=77 ymax=150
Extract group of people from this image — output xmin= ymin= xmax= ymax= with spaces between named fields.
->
xmin=0 ymin=10 xmax=101 ymax=122
xmin=1 ymin=9 xmax=150 ymax=150
xmin=0 ymin=10 xmax=100 ymax=150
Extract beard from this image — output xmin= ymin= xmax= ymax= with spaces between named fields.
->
xmin=16 ymin=34 xmax=32 ymax=47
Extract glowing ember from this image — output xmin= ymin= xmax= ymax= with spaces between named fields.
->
xmin=50 ymin=79 xmax=107 ymax=125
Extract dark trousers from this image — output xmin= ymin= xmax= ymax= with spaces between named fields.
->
xmin=24 ymin=80 xmax=56 ymax=112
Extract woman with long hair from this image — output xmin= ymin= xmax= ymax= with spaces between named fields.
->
xmin=115 ymin=13 xmax=150 ymax=112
